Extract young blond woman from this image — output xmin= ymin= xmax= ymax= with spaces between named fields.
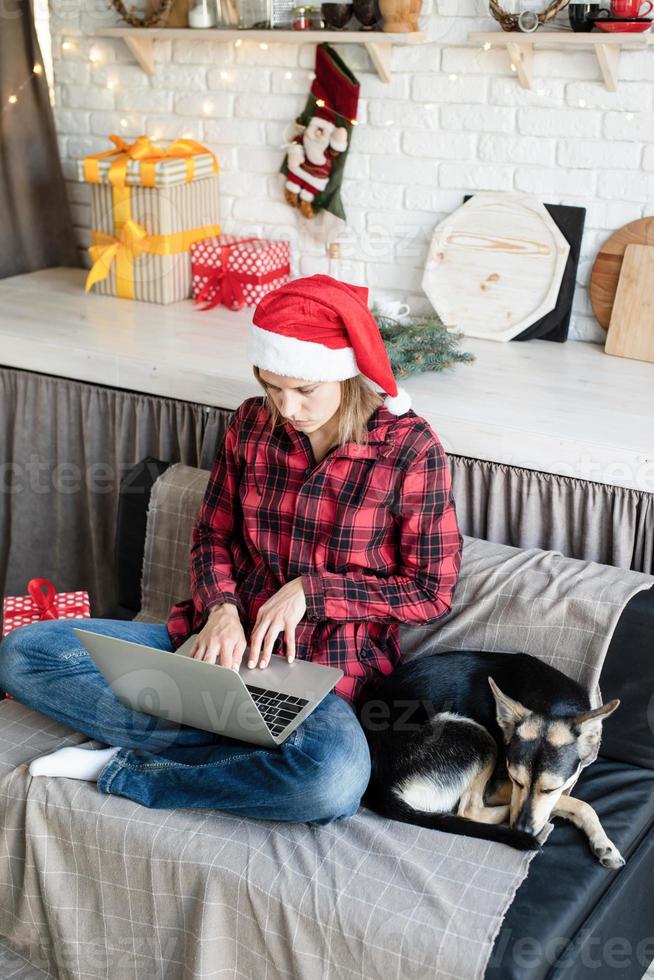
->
xmin=0 ymin=275 xmax=462 ymax=824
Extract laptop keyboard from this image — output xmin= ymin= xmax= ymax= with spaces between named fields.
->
xmin=245 ymin=685 xmax=309 ymax=737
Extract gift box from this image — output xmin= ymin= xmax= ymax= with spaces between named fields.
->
xmin=2 ymin=579 xmax=91 ymax=700
xmin=78 ymin=134 xmax=221 ymax=305
xmin=3 ymin=578 xmax=91 ymax=638
xmin=191 ymin=234 xmax=291 ymax=311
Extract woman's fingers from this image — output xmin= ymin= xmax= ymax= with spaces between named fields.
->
xmin=249 ymin=619 xmax=299 ymax=668
xmin=229 ymin=644 xmax=247 ymax=673
xmin=191 ymin=640 xmax=246 ymax=671
xmin=286 ymin=627 xmax=295 ymax=664
xmin=259 ymin=623 xmax=283 ymax=668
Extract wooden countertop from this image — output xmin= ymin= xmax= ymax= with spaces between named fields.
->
xmin=1 ymin=267 xmax=653 ymax=493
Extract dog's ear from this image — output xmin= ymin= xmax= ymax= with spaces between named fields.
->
xmin=488 ymin=677 xmax=530 ymax=742
xmin=572 ymin=699 xmax=620 ymax=762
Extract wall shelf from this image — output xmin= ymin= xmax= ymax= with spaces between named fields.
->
xmin=468 ymin=30 xmax=652 ymax=91
xmin=95 ymin=26 xmax=427 ymax=83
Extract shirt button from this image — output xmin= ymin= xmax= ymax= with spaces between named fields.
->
xmin=304 ymin=468 xmax=311 ymax=477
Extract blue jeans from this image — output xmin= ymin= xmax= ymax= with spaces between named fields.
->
xmin=0 ymin=618 xmax=371 ymax=825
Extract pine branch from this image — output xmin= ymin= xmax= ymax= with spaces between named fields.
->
xmin=371 ymin=308 xmax=476 ymax=378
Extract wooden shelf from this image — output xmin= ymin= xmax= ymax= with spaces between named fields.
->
xmin=468 ymin=30 xmax=652 ymax=91
xmin=95 ymin=26 xmax=427 ymax=82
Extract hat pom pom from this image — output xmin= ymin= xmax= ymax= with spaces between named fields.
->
xmin=384 ymin=386 xmax=411 ymax=416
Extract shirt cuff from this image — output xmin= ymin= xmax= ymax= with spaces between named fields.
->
xmin=301 ymin=573 xmax=325 ymax=622
xmin=203 ymin=592 xmax=245 ymax=620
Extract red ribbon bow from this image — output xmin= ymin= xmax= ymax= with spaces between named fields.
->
xmin=194 ymin=237 xmax=290 ymax=312
xmin=27 ymin=578 xmax=60 ymax=621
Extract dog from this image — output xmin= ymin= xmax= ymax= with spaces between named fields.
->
xmin=355 ymin=651 xmax=624 ymax=869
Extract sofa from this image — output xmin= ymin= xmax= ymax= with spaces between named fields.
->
xmin=1 ymin=456 xmax=653 ymax=980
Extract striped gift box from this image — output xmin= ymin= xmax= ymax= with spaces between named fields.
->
xmin=78 ymin=136 xmax=221 ymax=305
xmin=75 ymin=152 xmax=217 ymax=188
xmin=88 ymin=179 xmax=221 ymax=305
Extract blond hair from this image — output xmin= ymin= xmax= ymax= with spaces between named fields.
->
xmin=253 ymin=366 xmax=384 ymax=447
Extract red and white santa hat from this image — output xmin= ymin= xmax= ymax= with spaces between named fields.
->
xmin=248 ymin=274 xmax=412 ymax=416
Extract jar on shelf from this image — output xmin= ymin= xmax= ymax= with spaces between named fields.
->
xmin=308 ymin=4 xmax=325 ymax=25
xmin=291 ymin=4 xmax=312 ymax=27
xmin=189 ymin=0 xmax=217 ymax=26
xmin=271 ymin=0 xmax=298 ymax=26
xmin=239 ymin=0 xmax=273 ymax=27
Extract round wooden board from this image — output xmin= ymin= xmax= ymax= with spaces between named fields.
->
xmin=589 ymin=217 xmax=654 ymax=330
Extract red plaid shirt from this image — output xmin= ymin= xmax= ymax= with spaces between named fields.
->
xmin=166 ymin=396 xmax=463 ymax=707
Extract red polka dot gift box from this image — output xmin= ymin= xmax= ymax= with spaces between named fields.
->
xmin=2 ymin=579 xmax=91 ymax=700
xmin=191 ymin=234 xmax=291 ymax=312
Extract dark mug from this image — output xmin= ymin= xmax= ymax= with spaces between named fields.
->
xmin=568 ymin=2 xmax=609 ymax=30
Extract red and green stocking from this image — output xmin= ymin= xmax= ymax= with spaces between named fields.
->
xmin=280 ymin=43 xmax=360 ymax=222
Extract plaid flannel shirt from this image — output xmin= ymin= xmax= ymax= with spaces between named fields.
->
xmin=167 ymin=396 xmax=463 ymax=706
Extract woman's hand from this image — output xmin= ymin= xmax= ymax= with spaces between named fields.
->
xmin=247 ymin=576 xmax=307 ymax=670
xmin=188 ymin=604 xmax=247 ymax=672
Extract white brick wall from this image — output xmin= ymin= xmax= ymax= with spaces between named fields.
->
xmin=50 ymin=6 xmax=654 ymax=343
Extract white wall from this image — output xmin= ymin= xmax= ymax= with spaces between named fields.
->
xmin=48 ymin=0 xmax=654 ymax=342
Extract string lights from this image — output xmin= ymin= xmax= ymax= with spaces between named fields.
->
xmin=3 ymin=62 xmax=45 ymax=113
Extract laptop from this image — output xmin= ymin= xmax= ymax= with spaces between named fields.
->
xmin=73 ymin=627 xmax=343 ymax=749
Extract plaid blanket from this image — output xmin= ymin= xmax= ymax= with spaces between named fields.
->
xmin=1 ymin=463 xmax=651 ymax=980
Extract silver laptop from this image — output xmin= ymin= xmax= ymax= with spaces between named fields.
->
xmin=73 ymin=628 xmax=343 ymax=748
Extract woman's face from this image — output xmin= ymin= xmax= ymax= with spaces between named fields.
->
xmin=258 ymin=369 xmax=342 ymax=435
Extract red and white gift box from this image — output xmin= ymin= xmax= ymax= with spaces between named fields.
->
xmin=2 ymin=578 xmax=90 ymax=639
xmin=2 ymin=579 xmax=91 ymax=700
xmin=192 ymin=234 xmax=291 ymax=312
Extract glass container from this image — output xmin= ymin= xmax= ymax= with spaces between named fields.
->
xmin=239 ymin=0 xmax=272 ymax=28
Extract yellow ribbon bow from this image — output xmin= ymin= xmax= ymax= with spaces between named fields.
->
xmin=82 ymin=134 xmax=219 ymax=189
xmin=85 ymin=219 xmax=150 ymax=299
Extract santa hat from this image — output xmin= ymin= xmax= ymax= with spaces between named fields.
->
xmin=312 ymin=102 xmax=336 ymax=127
xmin=248 ymin=274 xmax=412 ymax=416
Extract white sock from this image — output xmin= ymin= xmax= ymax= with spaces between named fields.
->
xmin=28 ymin=745 xmax=122 ymax=782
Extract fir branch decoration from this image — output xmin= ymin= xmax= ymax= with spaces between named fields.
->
xmin=372 ymin=308 xmax=475 ymax=378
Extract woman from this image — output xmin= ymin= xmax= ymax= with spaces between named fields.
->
xmin=0 ymin=275 xmax=463 ymax=825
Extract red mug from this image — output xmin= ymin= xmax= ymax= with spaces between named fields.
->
xmin=610 ymin=0 xmax=652 ymax=16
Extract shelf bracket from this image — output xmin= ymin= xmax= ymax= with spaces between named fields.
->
xmin=124 ymin=36 xmax=155 ymax=76
xmin=365 ymin=41 xmax=392 ymax=83
xmin=594 ymin=41 xmax=620 ymax=91
xmin=506 ymin=40 xmax=533 ymax=90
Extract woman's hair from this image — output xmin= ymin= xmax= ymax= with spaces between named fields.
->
xmin=253 ymin=366 xmax=384 ymax=446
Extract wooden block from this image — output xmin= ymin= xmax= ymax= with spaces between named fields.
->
xmin=604 ymin=243 xmax=654 ymax=364
xmin=145 ymin=0 xmax=191 ymax=26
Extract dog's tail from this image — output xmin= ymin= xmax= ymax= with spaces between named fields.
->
xmin=364 ymin=793 xmax=541 ymax=852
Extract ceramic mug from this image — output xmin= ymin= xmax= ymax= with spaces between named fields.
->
xmin=375 ymin=299 xmax=411 ymax=320
xmin=568 ymin=1 xmax=607 ymax=30
xmin=610 ymin=0 xmax=652 ymax=16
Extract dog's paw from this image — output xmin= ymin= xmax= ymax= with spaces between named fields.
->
xmin=593 ymin=840 xmax=625 ymax=870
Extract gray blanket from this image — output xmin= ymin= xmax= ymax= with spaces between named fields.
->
xmin=1 ymin=463 xmax=652 ymax=980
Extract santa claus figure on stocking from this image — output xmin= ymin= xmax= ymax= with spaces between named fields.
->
xmin=280 ymin=43 xmax=360 ymax=225
xmin=284 ymin=104 xmax=348 ymax=220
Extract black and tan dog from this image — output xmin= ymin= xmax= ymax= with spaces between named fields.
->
xmin=356 ymin=651 xmax=624 ymax=869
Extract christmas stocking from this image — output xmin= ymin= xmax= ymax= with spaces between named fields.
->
xmin=280 ymin=43 xmax=360 ymax=223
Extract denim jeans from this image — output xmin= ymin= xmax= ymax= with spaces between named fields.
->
xmin=0 ymin=618 xmax=372 ymax=825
